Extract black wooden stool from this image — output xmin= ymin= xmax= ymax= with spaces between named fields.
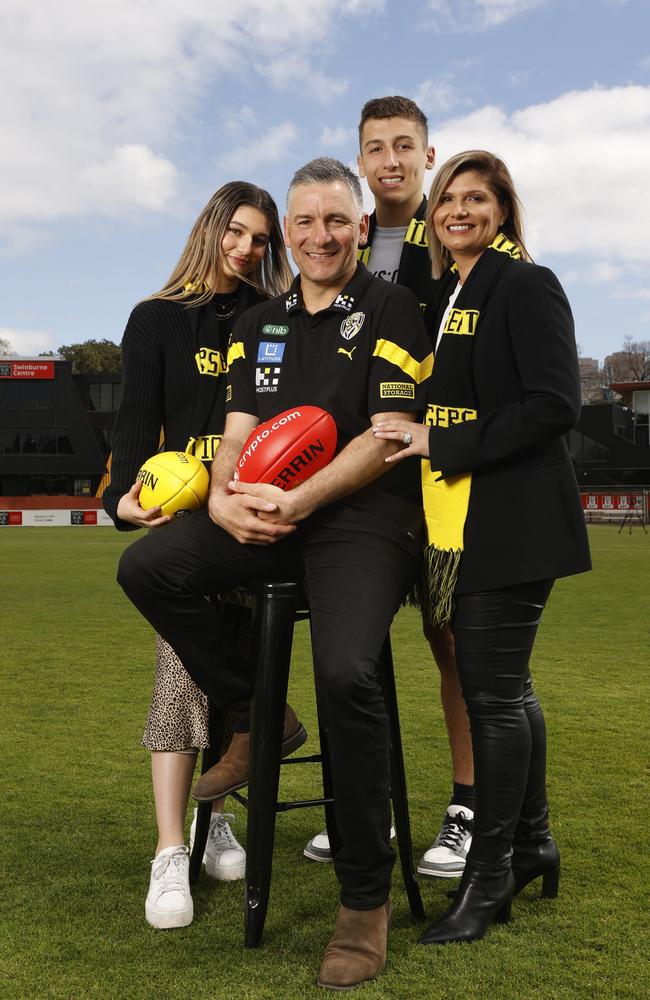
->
xmin=189 ymin=581 xmax=424 ymax=947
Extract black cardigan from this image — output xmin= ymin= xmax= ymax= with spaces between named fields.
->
xmin=103 ymin=287 xmax=261 ymax=529
xmin=426 ymin=260 xmax=591 ymax=593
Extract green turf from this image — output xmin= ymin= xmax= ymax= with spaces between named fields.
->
xmin=1 ymin=526 xmax=648 ymax=999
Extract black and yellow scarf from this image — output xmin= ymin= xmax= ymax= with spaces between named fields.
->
xmin=421 ymin=233 xmax=523 ymax=627
xmin=357 ymin=196 xmax=435 ymax=311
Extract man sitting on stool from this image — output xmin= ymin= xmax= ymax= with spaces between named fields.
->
xmin=117 ymin=158 xmax=431 ymax=991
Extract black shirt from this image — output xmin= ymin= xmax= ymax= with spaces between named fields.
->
xmin=226 ymin=263 xmax=432 ymax=549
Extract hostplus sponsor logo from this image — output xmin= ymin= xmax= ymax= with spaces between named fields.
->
xmin=333 ymin=293 xmax=354 ymax=312
xmin=255 ymin=366 xmax=282 ymax=392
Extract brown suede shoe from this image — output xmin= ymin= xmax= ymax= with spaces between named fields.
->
xmin=317 ymin=900 xmax=391 ymax=991
xmin=192 ymin=704 xmax=307 ymax=802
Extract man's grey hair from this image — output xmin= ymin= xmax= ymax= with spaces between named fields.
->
xmin=287 ymin=157 xmax=363 ymax=214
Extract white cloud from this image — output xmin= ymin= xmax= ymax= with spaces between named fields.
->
xmin=218 ymin=123 xmax=299 ymax=174
xmin=430 ymin=85 xmax=650 ymax=264
xmin=0 ymin=0 xmax=381 ymax=240
xmin=613 ymin=288 xmax=650 ymax=301
xmin=80 ymin=146 xmax=178 ymax=213
xmin=562 ymin=261 xmax=625 ymax=284
xmin=320 ymin=127 xmax=357 ymax=148
xmin=0 ymin=327 xmax=54 ymax=356
xmin=475 ymin=0 xmax=543 ymax=26
xmin=259 ymin=56 xmax=349 ymax=101
xmin=426 ymin=0 xmax=543 ymax=29
xmin=415 ymin=77 xmax=473 ymax=117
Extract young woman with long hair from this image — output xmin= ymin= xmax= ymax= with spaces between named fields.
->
xmin=104 ymin=182 xmax=298 ymax=929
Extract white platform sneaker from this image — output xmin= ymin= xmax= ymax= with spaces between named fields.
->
xmin=189 ymin=809 xmax=246 ymax=881
xmin=417 ymin=805 xmax=474 ymax=878
xmin=145 ymin=844 xmax=193 ymax=929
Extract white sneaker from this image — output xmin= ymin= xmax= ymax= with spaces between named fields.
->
xmin=303 ymin=825 xmax=397 ymax=863
xmin=189 ymin=808 xmax=246 ymax=881
xmin=417 ymin=805 xmax=474 ymax=879
xmin=145 ymin=845 xmax=193 ymax=929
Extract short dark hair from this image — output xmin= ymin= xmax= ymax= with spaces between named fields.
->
xmin=358 ymin=96 xmax=428 ymax=148
xmin=287 ymin=157 xmax=363 ymax=213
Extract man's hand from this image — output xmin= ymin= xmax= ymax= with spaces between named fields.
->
xmin=227 ymin=480 xmax=306 ymax=526
xmin=207 ymin=487 xmax=296 ymax=545
xmin=116 ymin=481 xmax=172 ymax=528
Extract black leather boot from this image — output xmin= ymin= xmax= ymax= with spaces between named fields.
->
xmin=512 ymin=835 xmax=560 ymax=897
xmin=511 ymin=678 xmax=560 ymax=898
xmin=419 ymin=865 xmax=515 ymax=945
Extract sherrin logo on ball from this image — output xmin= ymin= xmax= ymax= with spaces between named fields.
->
xmin=235 ymin=406 xmax=337 ymax=492
xmin=137 ymin=451 xmax=209 ymax=517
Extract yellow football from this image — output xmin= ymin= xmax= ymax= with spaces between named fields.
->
xmin=136 ymin=451 xmax=209 ymax=517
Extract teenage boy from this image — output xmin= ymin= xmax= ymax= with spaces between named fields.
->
xmin=303 ymin=96 xmax=476 ymax=880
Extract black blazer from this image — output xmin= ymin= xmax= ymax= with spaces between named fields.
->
xmin=426 ymin=260 xmax=591 ymax=594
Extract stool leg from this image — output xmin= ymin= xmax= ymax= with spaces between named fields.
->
xmin=245 ymin=585 xmax=297 ymax=948
xmin=189 ymin=706 xmax=225 ymax=883
xmin=379 ymin=638 xmax=425 ymax=920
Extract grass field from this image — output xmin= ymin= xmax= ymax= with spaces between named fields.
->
xmin=1 ymin=525 xmax=648 ymax=1000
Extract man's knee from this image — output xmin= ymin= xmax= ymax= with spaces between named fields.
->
xmin=117 ymin=536 xmax=158 ymax=602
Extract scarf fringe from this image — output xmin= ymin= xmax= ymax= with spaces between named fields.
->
xmin=414 ymin=545 xmax=463 ymax=629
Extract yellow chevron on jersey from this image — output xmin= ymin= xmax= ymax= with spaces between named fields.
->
xmin=227 ymin=341 xmax=245 ymax=367
xmin=373 ymin=339 xmax=433 ymax=384
xmin=357 ymin=246 xmax=371 ymax=265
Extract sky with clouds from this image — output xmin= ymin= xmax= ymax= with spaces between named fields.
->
xmin=1 ymin=0 xmax=649 ymax=363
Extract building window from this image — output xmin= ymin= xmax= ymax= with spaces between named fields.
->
xmin=0 ymin=428 xmax=75 ymax=455
xmin=74 ymin=478 xmax=92 ymax=496
xmin=89 ymin=383 xmax=121 ymax=412
xmin=30 ymin=476 xmax=70 ymax=496
xmin=0 ymin=430 xmax=20 ymax=454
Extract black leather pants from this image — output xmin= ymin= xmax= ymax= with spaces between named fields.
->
xmin=452 ymin=579 xmax=555 ymax=871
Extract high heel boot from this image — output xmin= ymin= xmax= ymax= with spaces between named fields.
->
xmin=512 ymin=835 xmax=560 ymax=897
xmin=419 ymin=864 xmax=515 ymax=945
xmin=512 ymin=678 xmax=560 ymax=898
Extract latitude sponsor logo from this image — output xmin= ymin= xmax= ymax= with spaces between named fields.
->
xmin=257 ymin=341 xmax=285 ymax=363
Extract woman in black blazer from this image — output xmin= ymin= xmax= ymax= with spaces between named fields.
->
xmin=374 ymin=151 xmax=591 ymax=944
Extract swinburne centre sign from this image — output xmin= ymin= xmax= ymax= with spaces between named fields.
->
xmin=0 ymin=360 xmax=55 ymax=379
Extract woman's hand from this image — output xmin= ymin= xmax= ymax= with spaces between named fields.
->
xmin=372 ymin=420 xmax=430 ymax=464
xmin=116 ymin=481 xmax=172 ymax=528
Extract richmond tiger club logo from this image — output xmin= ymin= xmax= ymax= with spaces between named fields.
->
xmin=340 ymin=311 xmax=365 ymax=341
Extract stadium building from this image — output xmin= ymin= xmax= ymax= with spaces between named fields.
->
xmin=0 ymin=357 xmax=118 ymax=498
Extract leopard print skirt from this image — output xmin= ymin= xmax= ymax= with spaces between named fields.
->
xmin=141 ymin=635 xmax=210 ymax=751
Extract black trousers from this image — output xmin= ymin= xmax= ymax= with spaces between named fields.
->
xmin=452 ymin=579 xmax=555 ymax=870
xmin=117 ymin=507 xmax=419 ymax=909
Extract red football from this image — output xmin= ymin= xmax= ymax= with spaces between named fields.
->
xmin=234 ymin=406 xmax=337 ymax=491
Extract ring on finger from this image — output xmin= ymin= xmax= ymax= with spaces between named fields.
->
xmin=403 ymin=431 xmax=413 ymax=446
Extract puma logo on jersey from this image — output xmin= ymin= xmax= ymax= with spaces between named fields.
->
xmin=337 ymin=346 xmax=358 ymax=361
